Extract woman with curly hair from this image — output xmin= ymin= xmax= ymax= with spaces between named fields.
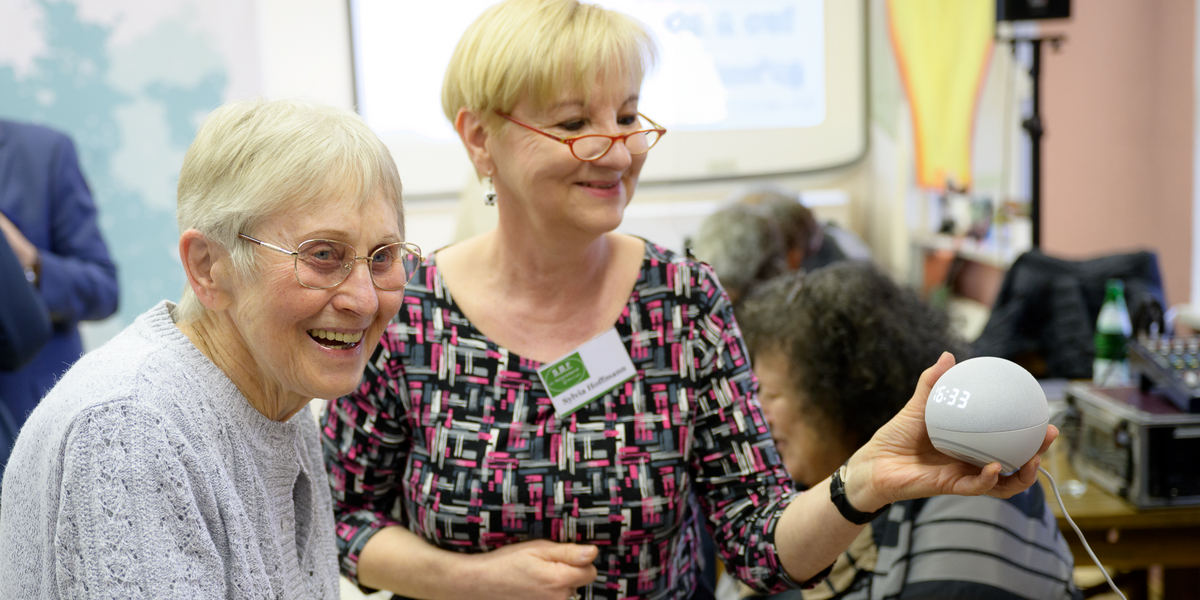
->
xmin=737 ymin=263 xmax=1080 ymax=600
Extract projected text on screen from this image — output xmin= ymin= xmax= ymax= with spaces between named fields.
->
xmin=351 ymin=0 xmax=825 ymax=143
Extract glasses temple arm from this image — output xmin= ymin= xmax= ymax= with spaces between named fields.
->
xmin=638 ymin=113 xmax=666 ymax=132
xmin=239 ymin=234 xmax=297 ymax=258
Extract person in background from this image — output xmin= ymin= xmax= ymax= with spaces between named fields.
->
xmin=0 ymin=234 xmax=51 ymax=373
xmin=0 ymin=233 xmax=52 ymax=476
xmin=0 ymin=99 xmax=417 ymax=599
xmin=733 ymin=185 xmax=871 ymax=273
xmin=321 ymin=2 xmax=1056 ymax=600
xmin=689 ymin=201 xmax=790 ymax=307
xmin=0 ymin=119 xmax=118 ymax=479
xmin=736 ymin=263 xmax=1079 ymax=600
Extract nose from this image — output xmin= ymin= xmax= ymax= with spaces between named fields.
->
xmin=332 ymin=257 xmax=380 ymax=316
xmin=593 ymin=135 xmax=633 ymax=170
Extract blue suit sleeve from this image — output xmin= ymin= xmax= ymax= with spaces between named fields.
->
xmin=35 ymin=136 xmax=118 ymax=324
xmin=0 ymin=234 xmax=51 ymax=371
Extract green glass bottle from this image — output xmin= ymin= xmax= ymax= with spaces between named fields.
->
xmin=1093 ymin=278 xmax=1133 ymax=387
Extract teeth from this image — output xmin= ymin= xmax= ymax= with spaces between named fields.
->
xmin=308 ymin=329 xmax=363 ymax=344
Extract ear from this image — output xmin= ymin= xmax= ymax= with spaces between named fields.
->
xmin=179 ymin=229 xmax=233 ymax=311
xmin=454 ymin=108 xmax=494 ymax=178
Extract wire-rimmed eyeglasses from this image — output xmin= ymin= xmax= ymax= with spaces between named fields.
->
xmin=496 ymin=111 xmax=667 ymax=162
xmin=238 ymin=233 xmax=423 ymax=291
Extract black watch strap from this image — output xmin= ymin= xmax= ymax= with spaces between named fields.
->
xmin=829 ymin=461 xmax=891 ymax=525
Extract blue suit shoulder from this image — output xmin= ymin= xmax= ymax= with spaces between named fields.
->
xmin=0 ymin=119 xmax=74 ymax=158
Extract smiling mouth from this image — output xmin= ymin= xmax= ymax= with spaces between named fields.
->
xmin=579 ymin=181 xmax=619 ymax=190
xmin=308 ymin=329 xmax=364 ymax=350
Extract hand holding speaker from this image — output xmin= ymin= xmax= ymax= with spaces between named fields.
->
xmin=838 ymin=353 xmax=1058 ymax=514
xmin=837 ymin=353 xmax=1129 ymax=598
xmin=925 ymin=356 xmax=1050 ymax=474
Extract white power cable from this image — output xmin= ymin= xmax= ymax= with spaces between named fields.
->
xmin=1039 ymin=466 xmax=1128 ymax=600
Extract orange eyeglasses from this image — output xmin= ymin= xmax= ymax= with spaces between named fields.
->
xmin=495 ymin=111 xmax=666 ymax=162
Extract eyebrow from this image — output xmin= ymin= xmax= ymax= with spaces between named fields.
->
xmin=301 ymin=231 xmax=403 ymax=246
xmin=547 ymin=94 xmax=640 ymax=112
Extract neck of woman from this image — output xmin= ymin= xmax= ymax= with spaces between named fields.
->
xmin=482 ymin=224 xmax=618 ymax=304
xmin=177 ymin=311 xmax=309 ymax=422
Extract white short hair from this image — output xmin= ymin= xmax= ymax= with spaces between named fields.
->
xmin=175 ymin=98 xmax=403 ymax=322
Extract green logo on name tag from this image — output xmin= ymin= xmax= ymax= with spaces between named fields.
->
xmin=542 ymin=353 xmax=589 ymax=395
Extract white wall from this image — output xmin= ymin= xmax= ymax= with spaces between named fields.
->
xmin=255 ymin=0 xmax=355 ymax=109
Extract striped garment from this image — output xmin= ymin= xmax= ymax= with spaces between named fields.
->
xmin=322 ymin=242 xmax=819 ymax=599
xmin=740 ymin=486 xmax=1081 ymax=600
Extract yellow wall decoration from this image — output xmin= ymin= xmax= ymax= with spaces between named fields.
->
xmin=888 ymin=0 xmax=994 ymax=191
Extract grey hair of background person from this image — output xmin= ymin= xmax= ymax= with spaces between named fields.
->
xmin=729 ymin=184 xmax=822 ymax=259
xmin=739 ymin=262 xmax=967 ymax=450
xmin=690 ymin=202 xmax=789 ymax=304
xmin=174 ymin=98 xmax=404 ymax=324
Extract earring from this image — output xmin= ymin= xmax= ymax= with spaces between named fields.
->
xmin=483 ymin=176 xmax=496 ymax=206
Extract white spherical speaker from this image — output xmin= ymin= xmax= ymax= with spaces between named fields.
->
xmin=924 ymin=356 xmax=1048 ymax=475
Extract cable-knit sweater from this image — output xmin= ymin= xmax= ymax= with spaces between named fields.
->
xmin=0 ymin=300 xmax=339 ymax=599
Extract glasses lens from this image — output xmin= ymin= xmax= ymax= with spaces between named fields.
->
xmin=368 ymin=243 xmax=420 ymax=291
xmin=627 ymin=129 xmax=663 ymax=155
xmin=636 ymin=129 xmax=662 ymax=153
xmin=572 ymin=136 xmax=614 ymax=161
xmin=296 ymin=239 xmax=354 ymax=288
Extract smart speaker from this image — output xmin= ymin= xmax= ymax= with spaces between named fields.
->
xmin=924 ymin=356 xmax=1049 ymax=475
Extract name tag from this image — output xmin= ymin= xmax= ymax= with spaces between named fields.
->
xmin=537 ymin=328 xmax=636 ymax=417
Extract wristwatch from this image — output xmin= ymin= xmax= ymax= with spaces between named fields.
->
xmin=829 ymin=461 xmax=891 ymax=525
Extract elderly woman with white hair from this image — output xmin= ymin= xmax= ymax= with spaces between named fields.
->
xmin=0 ymin=99 xmax=419 ymax=599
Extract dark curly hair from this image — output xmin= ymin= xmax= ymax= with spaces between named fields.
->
xmin=739 ymin=262 xmax=967 ymax=450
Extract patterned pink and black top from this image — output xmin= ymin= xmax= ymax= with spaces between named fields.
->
xmin=322 ymin=242 xmax=819 ymax=599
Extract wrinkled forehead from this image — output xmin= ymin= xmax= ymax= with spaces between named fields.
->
xmin=754 ymin=349 xmax=819 ymax=412
xmin=521 ymin=58 xmax=645 ymax=114
xmin=252 ymin=186 xmax=401 ymax=241
xmin=752 ymin=349 xmax=792 ymax=389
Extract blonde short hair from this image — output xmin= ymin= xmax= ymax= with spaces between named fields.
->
xmin=442 ymin=0 xmax=657 ymax=131
xmin=175 ymin=98 xmax=403 ymax=323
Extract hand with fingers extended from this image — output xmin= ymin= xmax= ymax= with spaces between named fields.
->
xmin=464 ymin=539 xmax=598 ymax=600
xmin=841 ymin=352 xmax=1059 ymax=514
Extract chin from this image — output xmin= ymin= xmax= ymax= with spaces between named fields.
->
xmin=573 ymin=214 xmax=624 ymax=237
xmin=309 ymin=371 xmax=367 ymax=401
xmin=598 ymin=203 xmax=629 ymax=230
